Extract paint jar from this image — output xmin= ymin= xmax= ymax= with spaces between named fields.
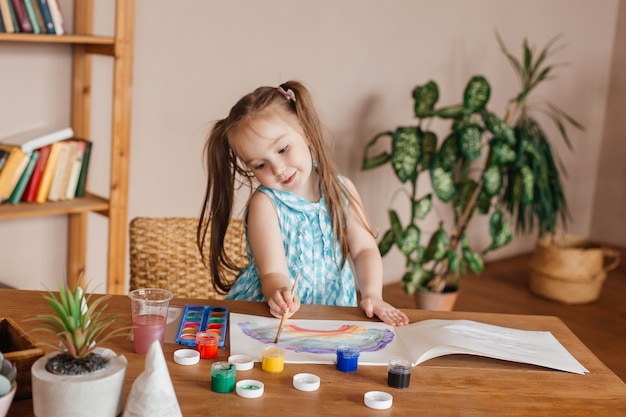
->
xmin=387 ymin=359 xmax=412 ymax=389
xmin=261 ymin=343 xmax=285 ymax=373
xmin=336 ymin=344 xmax=360 ymax=372
xmin=195 ymin=331 xmax=219 ymax=359
xmin=211 ymin=361 xmax=236 ymax=393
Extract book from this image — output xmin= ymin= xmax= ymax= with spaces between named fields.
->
xmin=35 ymin=0 xmax=53 ymax=34
xmin=7 ymin=150 xmax=38 ymax=204
xmin=51 ymin=140 xmax=78 ymax=201
xmin=0 ymin=127 xmax=74 ymax=154
xmin=0 ymin=144 xmax=26 ymax=198
xmin=64 ymin=140 xmax=86 ymax=200
xmin=10 ymin=0 xmax=32 ymax=33
xmin=21 ymin=144 xmax=50 ymax=203
xmin=28 ymin=0 xmax=44 ymax=32
xmin=74 ymin=139 xmax=92 ymax=197
xmin=22 ymin=0 xmax=40 ymax=34
xmin=6 ymin=0 xmax=19 ymax=32
xmin=0 ymin=145 xmax=27 ymax=202
xmin=46 ymin=140 xmax=73 ymax=202
xmin=229 ymin=313 xmax=590 ymax=375
xmin=35 ymin=141 xmax=62 ymax=203
xmin=0 ymin=149 xmax=8 ymax=172
xmin=46 ymin=0 xmax=63 ymax=35
xmin=0 ymin=0 xmax=16 ymax=33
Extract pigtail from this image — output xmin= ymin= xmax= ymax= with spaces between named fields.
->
xmin=197 ymin=119 xmax=239 ymax=294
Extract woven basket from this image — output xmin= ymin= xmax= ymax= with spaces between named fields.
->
xmin=0 ymin=318 xmax=45 ymax=400
xmin=129 ymin=217 xmax=247 ymax=299
xmin=529 ymin=235 xmax=620 ymax=304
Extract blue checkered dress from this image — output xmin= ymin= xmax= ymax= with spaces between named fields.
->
xmin=225 ymin=185 xmax=357 ymax=306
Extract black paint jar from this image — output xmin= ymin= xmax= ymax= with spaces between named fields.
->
xmin=387 ymin=359 xmax=412 ymax=389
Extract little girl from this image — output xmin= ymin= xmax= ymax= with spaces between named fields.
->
xmin=198 ymin=81 xmax=408 ymax=327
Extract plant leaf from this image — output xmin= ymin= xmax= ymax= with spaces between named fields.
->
xmin=378 ymin=229 xmax=395 ymax=256
xmin=401 ymin=266 xmax=433 ymax=294
xmin=362 ymin=131 xmax=392 ymax=170
xmin=462 ymin=247 xmax=484 ymax=273
xmin=431 ymin=166 xmax=456 ymax=202
xmin=458 ymin=122 xmax=483 ymax=161
xmin=463 ymin=76 xmax=491 ymax=114
xmin=399 ymin=224 xmax=421 ymax=256
xmin=424 ymin=225 xmax=450 ymax=262
xmin=391 ymin=127 xmax=421 ymax=183
xmin=484 ymin=209 xmax=513 ymax=252
xmin=413 ymin=194 xmax=432 ymax=219
xmin=413 ymin=81 xmax=439 ymax=117
xmin=438 ymin=133 xmax=459 ymax=170
xmin=482 ymin=165 xmax=502 ymax=197
xmin=421 ymin=131 xmax=437 ymax=171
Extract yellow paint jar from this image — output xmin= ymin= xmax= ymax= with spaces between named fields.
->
xmin=261 ymin=343 xmax=285 ymax=373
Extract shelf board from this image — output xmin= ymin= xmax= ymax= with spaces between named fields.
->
xmin=0 ymin=33 xmax=114 ymax=45
xmin=0 ymin=194 xmax=109 ymax=220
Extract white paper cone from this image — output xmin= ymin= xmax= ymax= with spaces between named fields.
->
xmin=123 ymin=341 xmax=182 ymax=417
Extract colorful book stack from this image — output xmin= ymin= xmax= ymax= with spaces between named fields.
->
xmin=0 ymin=127 xmax=92 ymax=205
xmin=0 ymin=0 xmax=65 ymax=35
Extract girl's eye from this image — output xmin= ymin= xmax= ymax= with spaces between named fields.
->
xmin=254 ymin=163 xmax=266 ymax=170
xmin=278 ymin=145 xmax=289 ymax=154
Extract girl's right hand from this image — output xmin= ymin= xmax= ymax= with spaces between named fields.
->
xmin=268 ymin=287 xmax=301 ymax=319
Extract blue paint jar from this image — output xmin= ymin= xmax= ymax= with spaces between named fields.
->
xmin=336 ymin=345 xmax=360 ymax=373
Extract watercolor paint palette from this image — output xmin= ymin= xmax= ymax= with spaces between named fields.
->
xmin=175 ymin=305 xmax=229 ymax=348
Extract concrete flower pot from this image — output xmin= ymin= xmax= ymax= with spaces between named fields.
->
xmin=31 ymin=348 xmax=127 ymax=417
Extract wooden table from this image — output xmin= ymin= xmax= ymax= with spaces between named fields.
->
xmin=3 ymin=288 xmax=626 ymax=416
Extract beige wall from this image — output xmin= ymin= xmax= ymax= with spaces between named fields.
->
xmin=591 ymin=0 xmax=626 ymax=246
xmin=0 ymin=0 xmax=622 ymax=292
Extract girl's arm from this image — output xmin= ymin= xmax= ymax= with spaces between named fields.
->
xmin=246 ymin=191 xmax=301 ymax=318
xmin=343 ymin=178 xmax=409 ymax=327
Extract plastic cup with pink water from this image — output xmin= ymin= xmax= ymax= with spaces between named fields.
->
xmin=129 ymin=288 xmax=174 ymax=355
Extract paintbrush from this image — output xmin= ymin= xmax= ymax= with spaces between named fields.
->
xmin=274 ymin=273 xmax=301 ymax=343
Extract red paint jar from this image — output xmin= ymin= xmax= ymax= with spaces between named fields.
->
xmin=196 ymin=331 xmax=219 ymax=359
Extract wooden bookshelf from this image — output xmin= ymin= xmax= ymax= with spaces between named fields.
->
xmin=0 ymin=0 xmax=135 ymax=295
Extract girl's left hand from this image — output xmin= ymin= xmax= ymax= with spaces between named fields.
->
xmin=360 ymin=298 xmax=409 ymax=326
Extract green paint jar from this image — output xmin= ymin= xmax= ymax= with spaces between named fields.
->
xmin=211 ymin=361 xmax=236 ymax=393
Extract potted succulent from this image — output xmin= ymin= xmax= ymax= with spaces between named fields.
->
xmin=362 ymin=34 xmax=582 ymax=309
xmin=0 ymin=351 xmax=17 ymax=417
xmin=29 ymin=282 xmax=129 ymax=417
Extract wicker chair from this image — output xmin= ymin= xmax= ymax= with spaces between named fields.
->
xmin=129 ymin=217 xmax=247 ymax=299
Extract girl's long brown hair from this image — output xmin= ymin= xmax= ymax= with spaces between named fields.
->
xmin=197 ymin=81 xmax=373 ymax=294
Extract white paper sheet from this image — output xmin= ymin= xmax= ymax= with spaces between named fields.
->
xmin=228 ymin=313 xmax=589 ymax=374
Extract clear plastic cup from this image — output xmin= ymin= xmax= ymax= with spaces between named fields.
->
xmin=129 ymin=288 xmax=173 ymax=355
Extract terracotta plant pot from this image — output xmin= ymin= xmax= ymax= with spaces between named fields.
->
xmin=414 ymin=288 xmax=459 ymax=311
xmin=31 ymin=348 xmax=127 ymax=417
xmin=529 ymin=235 xmax=620 ymax=304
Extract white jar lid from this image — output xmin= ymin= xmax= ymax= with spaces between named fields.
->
xmin=228 ymin=354 xmax=254 ymax=371
xmin=236 ymin=379 xmax=264 ymax=398
xmin=364 ymin=391 xmax=393 ymax=410
xmin=293 ymin=373 xmax=321 ymax=391
xmin=173 ymin=349 xmax=200 ymax=366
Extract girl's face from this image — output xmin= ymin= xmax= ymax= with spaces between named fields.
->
xmin=232 ymin=110 xmax=318 ymax=201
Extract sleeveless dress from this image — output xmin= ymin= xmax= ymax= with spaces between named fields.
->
xmin=225 ymin=185 xmax=357 ymax=307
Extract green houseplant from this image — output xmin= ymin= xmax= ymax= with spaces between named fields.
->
xmin=362 ymin=34 xmax=582 ymax=307
xmin=30 ymin=282 xmax=129 ymax=417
